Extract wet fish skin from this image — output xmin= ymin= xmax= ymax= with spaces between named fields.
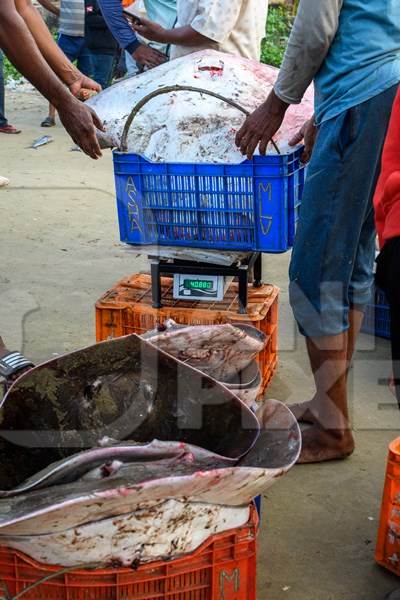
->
xmin=30 ymin=135 xmax=54 ymax=149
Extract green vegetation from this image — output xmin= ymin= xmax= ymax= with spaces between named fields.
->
xmin=3 ymin=55 xmax=23 ymax=84
xmin=261 ymin=6 xmax=293 ymax=68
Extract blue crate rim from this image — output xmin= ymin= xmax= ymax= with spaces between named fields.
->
xmin=113 ymin=146 xmax=304 ymax=167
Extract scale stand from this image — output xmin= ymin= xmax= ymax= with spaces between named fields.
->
xmin=149 ymin=252 xmax=263 ymax=314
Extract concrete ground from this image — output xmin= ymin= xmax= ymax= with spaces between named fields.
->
xmin=1 ymin=88 xmax=400 ymax=599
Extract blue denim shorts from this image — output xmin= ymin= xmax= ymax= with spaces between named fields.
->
xmin=58 ymin=34 xmax=93 ymax=77
xmin=289 ymin=84 xmax=399 ymax=338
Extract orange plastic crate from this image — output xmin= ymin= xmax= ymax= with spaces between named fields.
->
xmin=0 ymin=507 xmax=258 ymax=600
xmin=95 ymin=273 xmax=279 ymax=396
xmin=376 ymin=438 xmax=400 ymax=575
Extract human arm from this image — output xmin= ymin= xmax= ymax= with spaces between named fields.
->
xmin=36 ymin=0 xmax=60 ymax=17
xmin=97 ymin=0 xmax=166 ymax=68
xmin=15 ymin=0 xmax=101 ymax=93
xmin=0 ymin=0 xmax=103 ymax=158
xmin=133 ymin=0 xmax=243 ymax=47
xmin=274 ymin=0 xmax=343 ymax=104
xmin=236 ymin=0 xmax=343 ymax=158
xmin=132 ymin=19 xmax=210 ymax=47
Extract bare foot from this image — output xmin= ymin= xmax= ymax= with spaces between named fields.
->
xmin=297 ymin=425 xmax=355 ymax=464
xmin=289 ymin=398 xmax=320 ymax=424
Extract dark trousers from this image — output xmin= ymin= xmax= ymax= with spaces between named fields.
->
xmin=376 ymin=236 xmax=400 ymax=406
xmin=0 ymin=52 xmax=7 ymax=127
xmin=90 ymin=53 xmax=115 ymax=90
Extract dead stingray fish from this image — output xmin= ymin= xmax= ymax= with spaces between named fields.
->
xmin=1 ymin=500 xmax=250 ymax=567
xmin=145 ymin=323 xmax=266 ymax=381
xmin=0 ymin=334 xmax=259 ymax=493
xmin=86 ymin=49 xmax=314 ymax=161
xmin=3 ymin=440 xmax=235 ymax=498
xmin=30 ymin=135 xmax=54 ymax=149
xmin=0 ymin=400 xmax=300 ymax=537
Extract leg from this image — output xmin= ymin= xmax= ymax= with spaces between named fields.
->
xmin=90 ymin=53 xmax=115 ymax=89
xmin=297 ymin=333 xmax=355 ymax=463
xmin=289 ymin=86 xmax=398 ymax=462
xmin=376 ymin=237 xmax=400 ymax=406
xmin=42 ymin=34 xmax=81 ymax=126
xmin=0 ymin=52 xmax=7 ymax=127
xmin=41 ymin=103 xmax=56 ymax=127
xmin=151 ymin=261 xmax=162 ymax=309
xmin=76 ymin=41 xmax=94 ymax=79
xmin=238 ymin=267 xmax=248 ymax=314
xmin=253 ymin=253 xmax=263 ymax=287
xmin=0 ymin=51 xmax=20 ymax=134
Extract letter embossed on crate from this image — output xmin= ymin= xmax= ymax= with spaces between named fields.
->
xmin=220 ymin=568 xmax=241 ymax=598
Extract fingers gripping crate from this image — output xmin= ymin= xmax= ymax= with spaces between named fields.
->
xmin=113 ymin=149 xmax=305 ymax=253
xmin=0 ymin=507 xmax=258 ymax=600
xmin=96 ymin=273 xmax=279 ymax=395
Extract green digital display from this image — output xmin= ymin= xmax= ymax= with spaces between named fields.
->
xmin=183 ymin=279 xmax=213 ymax=291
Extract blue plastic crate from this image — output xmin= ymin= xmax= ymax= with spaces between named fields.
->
xmin=113 ymin=149 xmax=306 ymax=253
xmin=361 ymin=287 xmax=391 ymax=340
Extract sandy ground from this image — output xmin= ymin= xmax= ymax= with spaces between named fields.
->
xmin=1 ymin=88 xmax=400 ymax=599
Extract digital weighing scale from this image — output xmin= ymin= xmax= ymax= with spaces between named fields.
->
xmin=173 ymin=274 xmax=233 ymax=302
xmin=149 ymin=252 xmax=262 ymax=314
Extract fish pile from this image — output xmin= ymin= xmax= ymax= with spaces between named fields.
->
xmin=0 ymin=328 xmax=301 ymax=568
xmin=88 ymin=50 xmax=314 ymax=163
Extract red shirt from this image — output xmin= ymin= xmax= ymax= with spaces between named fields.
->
xmin=374 ymin=89 xmax=400 ymax=248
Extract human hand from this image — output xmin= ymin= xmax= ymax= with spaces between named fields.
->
xmin=131 ymin=16 xmax=166 ymax=44
xmin=289 ymin=117 xmax=318 ymax=163
xmin=58 ymin=96 xmax=104 ymax=159
xmin=70 ymin=73 xmax=102 ymax=97
xmin=235 ymin=90 xmax=288 ymax=160
xmin=132 ymin=43 xmax=167 ymax=69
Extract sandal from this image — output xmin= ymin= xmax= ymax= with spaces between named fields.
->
xmin=0 ymin=124 xmax=21 ymax=134
xmin=41 ymin=117 xmax=56 ymax=128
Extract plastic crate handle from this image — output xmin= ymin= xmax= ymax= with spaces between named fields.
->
xmin=119 ymin=84 xmax=281 ymax=155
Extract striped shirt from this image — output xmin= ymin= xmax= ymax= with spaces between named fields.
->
xmin=59 ymin=0 xmax=85 ymax=37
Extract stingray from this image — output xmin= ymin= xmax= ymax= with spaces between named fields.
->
xmin=0 ymin=334 xmax=259 ymax=493
xmin=86 ymin=50 xmax=314 ymax=162
xmin=0 ymin=398 xmax=300 ymax=537
xmin=143 ymin=322 xmax=266 ymax=381
xmin=0 ymin=334 xmax=300 ymax=566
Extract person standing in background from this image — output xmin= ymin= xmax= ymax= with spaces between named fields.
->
xmin=374 ymin=89 xmax=400 ymax=407
xmin=0 ymin=51 xmax=21 ymax=134
xmin=38 ymin=0 xmax=94 ymax=127
xmin=85 ymin=0 xmax=118 ymax=89
xmin=130 ymin=0 xmax=268 ymax=61
xmin=96 ymin=0 xmax=175 ymax=71
xmin=122 ymin=0 xmax=176 ymax=77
